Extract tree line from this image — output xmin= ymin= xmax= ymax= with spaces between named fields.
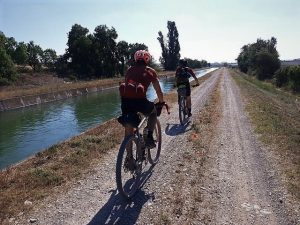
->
xmin=237 ymin=37 xmax=299 ymax=92
xmin=0 ymin=32 xmax=58 ymax=85
xmin=1 ymin=21 xmax=209 ymax=86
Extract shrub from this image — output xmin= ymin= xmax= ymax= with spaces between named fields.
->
xmin=274 ymin=67 xmax=289 ymax=87
xmin=288 ymin=66 xmax=300 ymax=92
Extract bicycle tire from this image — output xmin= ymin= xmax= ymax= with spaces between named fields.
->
xmin=116 ymin=135 xmax=141 ymax=200
xmin=179 ymin=96 xmax=187 ymax=125
xmin=147 ymin=119 xmax=162 ymax=165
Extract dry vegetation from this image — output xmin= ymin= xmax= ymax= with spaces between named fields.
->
xmin=231 ymin=69 xmax=300 ymax=201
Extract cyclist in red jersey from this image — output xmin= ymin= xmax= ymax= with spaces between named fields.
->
xmin=175 ymin=59 xmax=199 ymax=117
xmin=118 ymin=50 xmax=165 ymax=169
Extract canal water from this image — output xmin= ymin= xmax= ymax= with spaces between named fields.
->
xmin=0 ymin=68 xmax=217 ymax=169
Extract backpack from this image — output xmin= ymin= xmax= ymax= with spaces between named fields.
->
xmin=119 ymin=79 xmax=146 ymax=99
xmin=119 ymin=69 xmax=148 ymax=99
xmin=176 ymin=67 xmax=191 ymax=83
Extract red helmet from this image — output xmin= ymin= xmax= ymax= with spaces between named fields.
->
xmin=134 ymin=50 xmax=151 ymax=64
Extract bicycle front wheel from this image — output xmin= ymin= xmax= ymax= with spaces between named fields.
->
xmin=116 ymin=135 xmax=141 ymax=200
xmin=147 ymin=119 xmax=162 ymax=165
xmin=179 ymin=96 xmax=187 ymax=125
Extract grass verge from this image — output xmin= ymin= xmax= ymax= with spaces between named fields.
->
xmin=231 ymin=69 xmax=300 ymax=201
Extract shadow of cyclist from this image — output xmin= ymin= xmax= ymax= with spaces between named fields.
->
xmin=87 ymin=165 xmax=155 ymax=225
xmin=165 ymin=122 xmax=192 ymax=136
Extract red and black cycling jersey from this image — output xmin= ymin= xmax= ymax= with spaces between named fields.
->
xmin=119 ymin=65 xmax=158 ymax=99
xmin=125 ymin=65 xmax=158 ymax=89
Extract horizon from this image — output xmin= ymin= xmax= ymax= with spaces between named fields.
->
xmin=1 ymin=0 xmax=299 ymax=63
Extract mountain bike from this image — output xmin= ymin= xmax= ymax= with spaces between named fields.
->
xmin=116 ymin=103 xmax=169 ymax=200
xmin=177 ymin=84 xmax=188 ymax=125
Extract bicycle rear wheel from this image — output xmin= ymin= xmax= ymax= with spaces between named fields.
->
xmin=179 ymin=96 xmax=187 ymax=125
xmin=116 ymin=135 xmax=141 ymax=199
xmin=147 ymin=119 xmax=162 ymax=165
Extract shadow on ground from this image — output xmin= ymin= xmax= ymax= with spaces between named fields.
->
xmin=165 ymin=121 xmax=191 ymax=136
xmin=87 ymin=165 xmax=155 ymax=225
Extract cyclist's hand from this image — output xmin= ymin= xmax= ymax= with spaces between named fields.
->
xmin=155 ymin=102 xmax=170 ymax=116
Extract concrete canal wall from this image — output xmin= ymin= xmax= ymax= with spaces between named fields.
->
xmin=0 ymin=86 xmax=117 ymax=112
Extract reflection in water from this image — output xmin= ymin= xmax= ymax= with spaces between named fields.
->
xmin=0 ymin=68 xmax=217 ymax=169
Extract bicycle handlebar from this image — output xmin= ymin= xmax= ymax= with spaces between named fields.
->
xmin=155 ymin=102 xmax=170 ymax=116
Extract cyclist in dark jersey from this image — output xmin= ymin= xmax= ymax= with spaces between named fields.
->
xmin=175 ymin=59 xmax=199 ymax=117
xmin=119 ymin=50 xmax=165 ymax=170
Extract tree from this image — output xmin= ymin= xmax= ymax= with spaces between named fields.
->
xmin=185 ymin=58 xmax=208 ymax=68
xmin=66 ymin=24 xmax=91 ymax=78
xmin=157 ymin=21 xmax=180 ymax=70
xmin=42 ymin=49 xmax=57 ymax=71
xmin=55 ymin=54 xmax=69 ymax=77
xmin=14 ymin=42 xmax=28 ymax=65
xmin=27 ymin=41 xmax=43 ymax=71
xmin=0 ymin=48 xmax=17 ymax=85
xmin=116 ymin=41 xmax=129 ymax=76
xmin=92 ymin=25 xmax=118 ymax=77
xmin=237 ymin=37 xmax=280 ymax=80
xmin=255 ymin=50 xmax=280 ymax=80
xmin=157 ymin=31 xmax=168 ymax=69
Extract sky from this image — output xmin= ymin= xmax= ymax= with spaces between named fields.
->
xmin=1 ymin=0 xmax=299 ymax=63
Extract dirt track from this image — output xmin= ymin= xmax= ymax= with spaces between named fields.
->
xmin=15 ymin=68 xmax=297 ymax=225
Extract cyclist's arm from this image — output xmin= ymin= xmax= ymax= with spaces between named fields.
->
xmin=189 ymin=68 xmax=199 ymax=85
xmin=152 ymin=79 xmax=164 ymax=103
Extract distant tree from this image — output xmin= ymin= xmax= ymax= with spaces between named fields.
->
xmin=14 ymin=42 xmax=28 ymax=65
xmin=157 ymin=31 xmax=168 ymax=68
xmin=4 ymin=37 xmax=17 ymax=60
xmin=255 ymin=50 xmax=280 ymax=80
xmin=0 ymin=48 xmax=17 ymax=85
xmin=116 ymin=41 xmax=129 ymax=76
xmin=92 ymin=25 xmax=118 ymax=77
xmin=185 ymin=58 xmax=208 ymax=68
xmin=66 ymin=24 xmax=91 ymax=78
xmin=237 ymin=37 xmax=280 ymax=80
xmin=42 ymin=48 xmax=57 ymax=71
xmin=157 ymin=21 xmax=180 ymax=70
xmin=288 ymin=66 xmax=300 ymax=92
xmin=274 ymin=67 xmax=289 ymax=87
xmin=27 ymin=41 xmax=43 ymax=71
xmin=55 ymin=54 xmax=69 ymax=77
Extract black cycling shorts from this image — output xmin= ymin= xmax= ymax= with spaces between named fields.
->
xmin=121 ymin=98 xmax=155 ymax=115
xmin=177 ymin=82 xmax=191 ymax=96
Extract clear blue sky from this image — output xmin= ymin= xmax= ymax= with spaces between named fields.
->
xmin=1 ymin=0 xmax=299 ymax=63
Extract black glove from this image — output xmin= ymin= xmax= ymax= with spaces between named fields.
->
xmin=155 ymin=102 xmax=165 ymax=116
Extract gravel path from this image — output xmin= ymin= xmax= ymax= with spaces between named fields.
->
xmin=14 ymin=69 xmax=297 ymax=225
xmin=208 ymin=69 xmax=296 ymax=225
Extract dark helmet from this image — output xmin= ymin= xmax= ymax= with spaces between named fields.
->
xmin=179 ymin=59 xmax=187 ymax=67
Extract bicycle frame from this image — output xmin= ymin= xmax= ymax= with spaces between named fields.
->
xmin=116 ymin=103 xmax=168 ymax=200
xmin=177 ymin=85 xmax=188 ymax=125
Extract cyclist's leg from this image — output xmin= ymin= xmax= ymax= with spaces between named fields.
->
xmin=138 ymin=99 xmax=157 ymax=148
xmin=121 ymin=98 xmax=136 ymax=166
xmin=185 ymin=84 xmax=192 ymax=116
